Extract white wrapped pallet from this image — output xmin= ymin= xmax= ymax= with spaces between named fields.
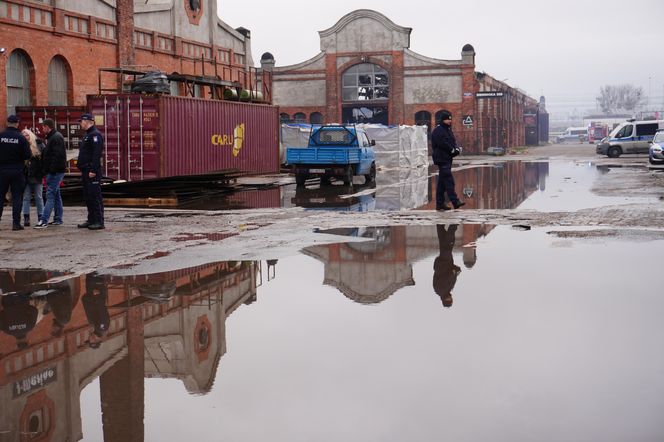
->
xmin=356 ymin=124 xmax=428 ymax=169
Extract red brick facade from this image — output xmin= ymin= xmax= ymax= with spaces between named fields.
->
xmin=0 ymin=0 xmax=266 ymax=123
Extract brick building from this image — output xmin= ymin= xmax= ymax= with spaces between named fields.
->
xmin=0 ymin=0 xmax=269 ymax=123
xmin=264 ymin=9 xmax=541 ymax=153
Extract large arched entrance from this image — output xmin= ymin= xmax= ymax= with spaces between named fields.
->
xmin=341 ymin=63 xmax=389 ymax=125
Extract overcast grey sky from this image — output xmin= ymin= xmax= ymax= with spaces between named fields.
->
xmin=218 ymin=0 xmax=664 ymax=116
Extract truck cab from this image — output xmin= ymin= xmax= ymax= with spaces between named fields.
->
xmin=286 ymin=125 xmax=376 ymax=187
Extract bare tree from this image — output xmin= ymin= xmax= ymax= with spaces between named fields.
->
xmin=596 ymin=84 xmax=644 ymax=114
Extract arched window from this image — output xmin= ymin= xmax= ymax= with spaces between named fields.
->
xmin=293 ymin=112 xmax=306 ymax=123
xmin=279 ymin=113 xmax=290 ymax=123
xmin=48 ymin=56 xmax=69 ymax=105
xmin=310 ymin=112 xmax=323 ymax=124
xmin=6 ymin=50 xmax=33 ymax=115
xmin=342 ymin=63 xmax=389 ymax=101
xmin=415 ymin=111 xmax=432 ymax=129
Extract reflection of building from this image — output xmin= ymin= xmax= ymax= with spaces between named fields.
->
xmin=304 ymin=225 xmax=492 ymax=304
xmin=423 ymin=161 xmax=550 ymax=211
xmin=267 ymin=9 xmax=539 ymax=152
xmin=0 ymin=261 xmax=258 ymax=441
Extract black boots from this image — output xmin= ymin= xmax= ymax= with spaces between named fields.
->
xmin=23 ymin=214 xmax=30 ymax=227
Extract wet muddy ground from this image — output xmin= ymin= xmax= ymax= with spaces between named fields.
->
xmin=2 ymin=143 xmax=664 ymax=441
xmin=1 ymin=143 xmax=663 ymax=274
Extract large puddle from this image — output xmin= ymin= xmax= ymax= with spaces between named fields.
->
xmin=2 ymin=222 xmax=663 ymax=440
xmin=211 ymin=160 xmax=656 ymax=212
xmin=87 ymin=160 xmax=658 ymax=211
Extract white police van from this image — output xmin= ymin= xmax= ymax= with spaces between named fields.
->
xmin=596 ymin=119 xmax=664 ymax=158
xmin=556 ymin=127 xmax=588 ymax=143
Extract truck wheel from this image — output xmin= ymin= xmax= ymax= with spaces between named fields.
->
xmin=607 ymin=146 xmax=621 ymax=158
xmin=342 ymin=165 xmax=353 ymax=186
xmin=364 ymin=163 xmax=376 ymax=184
xmin=295 ymin=174 xmax=307 ymax=187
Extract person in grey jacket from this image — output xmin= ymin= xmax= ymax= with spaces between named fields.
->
xmin=34 ymin=119 xmax=67 ymax=228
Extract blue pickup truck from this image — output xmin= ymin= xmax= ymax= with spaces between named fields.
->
xmin=286 ymin=125 xmax=376 ymax=186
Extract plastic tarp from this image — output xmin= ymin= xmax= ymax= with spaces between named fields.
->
xmin=356 ymin=124 xmax=428 ymax=170
xmin=280 ymin=124 xmax=428 ymax=169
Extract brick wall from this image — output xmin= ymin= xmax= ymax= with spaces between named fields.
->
xmin=0 ymin=2 xmax=263 ymax=122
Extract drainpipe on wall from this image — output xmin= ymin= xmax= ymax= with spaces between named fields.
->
xmin=116 ymin=0 xmax=135 ymax=68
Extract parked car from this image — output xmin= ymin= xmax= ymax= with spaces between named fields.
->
xmin=556 ymin=127 xmax=588 ymax=143
xmin=597 ymin=119 xmax=664 ymax=158
xmin=649 ymin=129 xmax=664 ymax=165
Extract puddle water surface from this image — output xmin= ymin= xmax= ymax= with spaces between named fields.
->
xmin=2 ymin=223 xmax=662 ymax=441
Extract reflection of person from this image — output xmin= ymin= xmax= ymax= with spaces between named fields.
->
xmin=83 ymin=274 xmax=110 ymax=348
xmin=431 ymin=110 xmax=465 ymax=211
xmin=0 ymin=114 xmax=31 ymax=230
xmin=46 ymin=282 xmax=74 ymax=337
xmin=76 ymin=114 xmax=105 ymax=230
xmin=433 ymin=224 xmax=461 ymax=308
xmin=0 ymin=293 xmax=38 ymax=349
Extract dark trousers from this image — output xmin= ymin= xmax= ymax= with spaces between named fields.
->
xmin=81 ymin=173 xmax=104 ymax=225
xmin=0 ymin=167 xmax=27 ymax=226
xmin=436 ymin=164 xmax=459 ymax=207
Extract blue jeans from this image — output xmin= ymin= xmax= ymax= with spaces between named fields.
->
xmin=22 ymin=182 xmax=44 ymax=221
xmin=41 ymin=173 xmax=65 ymax=223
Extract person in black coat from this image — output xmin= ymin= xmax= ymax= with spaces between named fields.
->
xmin=431 ymin=110 xmax=465 ymax=211
xmin=21 ymin=128 xmax=45 ymax=226
xmin=433 ymin=224 xmax=461 ymax=308
xmin=76 ymin=113 xmax=105 ymax=230
xmin=33 ymin=118 xmax=67 ymax=228
xmin=0 ymin=114 xmax=31 ymax=230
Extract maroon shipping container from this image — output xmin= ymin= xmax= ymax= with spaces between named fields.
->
xmin=86 ymin=94 xmax=280 ymax=181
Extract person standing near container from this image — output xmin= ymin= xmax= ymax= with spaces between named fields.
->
xmin=21 ymin=129 xmax=45 ymax=226
xmin=34 ymin=119 xmax=66 ymax=228
xmin=0 ymin=114 xmax=31 ymax=230
xmin=76 ymin=113 xmax=105 ymax=230
xmin=431 ymin=110 xmax=465 ymax=211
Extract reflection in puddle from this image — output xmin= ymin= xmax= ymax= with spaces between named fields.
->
xmin=285 ymin=161 xmax=550 ymax=211
xmin=2 ymin=223 xmax=663 ymax=440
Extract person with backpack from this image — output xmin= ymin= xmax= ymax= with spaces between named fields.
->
xmin=21 ymin=129 xmax=45 ymax=226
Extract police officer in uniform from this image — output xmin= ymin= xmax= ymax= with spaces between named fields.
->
xmin=83 ymin=273 xmax=110 ymax=349
xmin=76 ymin=113 xmax=105 ymax=230
xmin=0 ymin=114 xmax=31 ymax=230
